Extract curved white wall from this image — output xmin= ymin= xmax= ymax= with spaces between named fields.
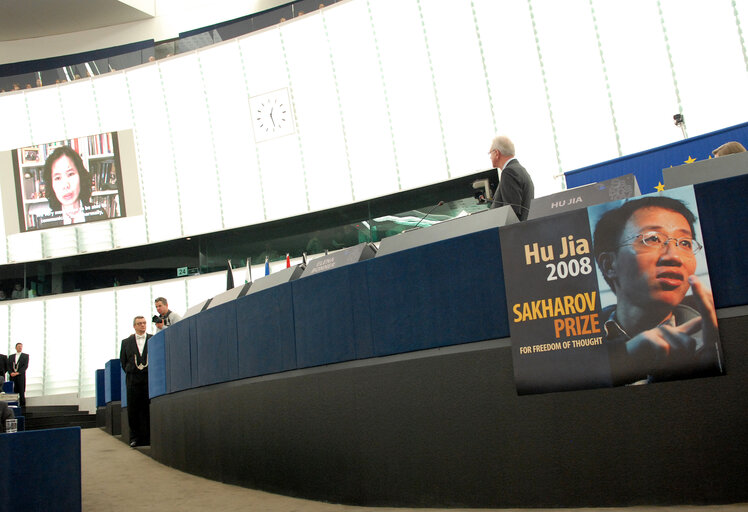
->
xmin=0 ymin=0 xmax=288 ymax=65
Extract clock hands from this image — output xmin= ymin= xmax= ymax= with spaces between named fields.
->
xmin=252 ymin=91 xmax=293 ymax=140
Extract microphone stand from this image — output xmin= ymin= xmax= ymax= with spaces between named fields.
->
xmin=408 ymin=201 xmax=444 ymax=231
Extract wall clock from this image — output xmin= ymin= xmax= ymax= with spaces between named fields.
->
xmin=249 ymin=88 xmax=296 ymax=142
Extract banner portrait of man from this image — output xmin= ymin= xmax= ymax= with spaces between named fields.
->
xmin=502 ymin=186 xmax=724 ymax=395
xmin=589 ymin=188 xmax=723 ymax=386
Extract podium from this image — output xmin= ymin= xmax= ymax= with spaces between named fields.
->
xmin=376 ymin=205 xmax=517 ymax=257
xmin=529 ymin=174 xmax=640 ymax=220
xmin=246 ymin=265 xmax=304 ymax=294
xmin=301 ymin=243 xmax=377 ymax=277
xmin=206 ymin=282 xmax=251 ymax=309
xmin=663 ymin=151 xmax=748 ymax=188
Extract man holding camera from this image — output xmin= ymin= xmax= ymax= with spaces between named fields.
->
xmin=154 ymin=296 xmax=182 ymax=331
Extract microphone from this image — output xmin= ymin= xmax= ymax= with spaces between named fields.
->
xmin=411 ymin=201 xmax=444 ymax=230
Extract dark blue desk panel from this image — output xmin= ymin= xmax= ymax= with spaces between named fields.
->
xmin=165 ymin=319 xmax=193 ymax=393
xmin=292 ymin=260 xmax=373 ymax=368
xmin=195 ymin=301 xmax=239 ymax=387
xmin=368 ymin=228 xmax=509 ymax=356
xmin=152 ymin=228 xmax=512 ymax=397
xmin=236 ymin=284 xmax=297 ymax=379
xmin=148 ymin=331 xmax=167 ymax=398
xmin=95 ymin=368 xmax=105 ymax=408
xmin=120 ymin=368 xmax=127 ymax=408
xmin=695 ymin=174 xmax=748 ymax=309
xmin=104 ymin=358 xmax=121 ymax=403
xmin=0 ymin=427 xmax=81 ymax=512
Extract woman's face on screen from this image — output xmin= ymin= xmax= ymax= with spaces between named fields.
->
xmin=51 ymin=154 xmax=81 ymax=207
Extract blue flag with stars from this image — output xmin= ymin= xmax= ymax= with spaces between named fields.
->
xmin=565 ymin=121 xmax=748 ymax=193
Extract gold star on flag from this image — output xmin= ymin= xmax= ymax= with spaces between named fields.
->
xmin=654 ymin=182 xmax=666 ymax=192
xmin=684 ymin=156 xmax=696 ymax=164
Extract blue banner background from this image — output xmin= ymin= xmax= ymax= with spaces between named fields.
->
xmin=565 ymin=122 xmax=748 ymax=193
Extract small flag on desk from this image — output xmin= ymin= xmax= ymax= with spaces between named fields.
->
xmin=226 ymin=259 xmax=234 ymax=290
xmin=286 ymin=253 xmax=290 ymax=268
xmin=245 ymin=257 xmax=252 ymax=284
xmin=264 ymin=256 xmax=270 ymax=276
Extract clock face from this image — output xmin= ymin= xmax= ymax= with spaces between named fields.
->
xmin=250 ymin=89 xmax=295 ymax=142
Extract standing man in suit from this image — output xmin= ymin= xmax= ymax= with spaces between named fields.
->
xmin=488 ymin=135 xmax=535 ymax=221
xmin=120 ymin=316 xmax=152 ymax=447
xmin=8 ymin=343 xmax=29 ymax=408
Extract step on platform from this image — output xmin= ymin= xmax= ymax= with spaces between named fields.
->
xmin=22 ymin=405 xmax=97 ymax=431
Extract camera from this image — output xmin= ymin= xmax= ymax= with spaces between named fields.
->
xmin=152 ymin=314 xmax=163 ymax=323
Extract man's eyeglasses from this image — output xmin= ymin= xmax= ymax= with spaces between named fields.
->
xmin=620 ymin=231 xmax=702 ymax=254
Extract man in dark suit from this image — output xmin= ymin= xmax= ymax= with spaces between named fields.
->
xmin=8 ymin=343 xmax=29 ymax=408
xmin=120 ymin=316 xmax=152 ymax=447
xmin=488 ymin=135 xmax=535 ymax=221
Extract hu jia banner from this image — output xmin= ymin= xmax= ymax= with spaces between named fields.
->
xmin=501 ymin=186 xmax=724 ymax=394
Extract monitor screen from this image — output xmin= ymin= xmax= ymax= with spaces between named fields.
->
xmin=12 ymin=132 xmax=127 ymax=232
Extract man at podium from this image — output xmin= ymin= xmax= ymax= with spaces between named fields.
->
xmin=592 ymin=196 xmax=722 ymax=386
xmin=488 ymin=135 xmax=534 ymax=221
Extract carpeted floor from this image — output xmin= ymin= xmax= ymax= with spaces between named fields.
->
xmin=81 ymin=428 xmax=747 ymax=512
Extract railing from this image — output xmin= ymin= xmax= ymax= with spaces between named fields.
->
xmin=0 ymin=1 xmax=335 ymax=93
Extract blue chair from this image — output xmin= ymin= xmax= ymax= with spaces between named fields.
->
xmin=1 ymin=381 xmax=13 ymax=394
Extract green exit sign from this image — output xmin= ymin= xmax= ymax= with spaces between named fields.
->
xmin=176 ymin=266 xmax=189 ymax=277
